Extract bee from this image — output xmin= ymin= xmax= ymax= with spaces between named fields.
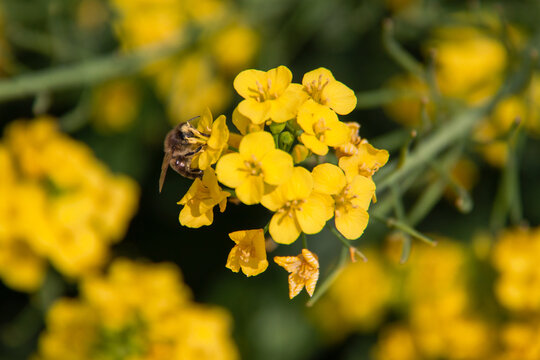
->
xmin=159 ymin=117 xmax=208 ymax=192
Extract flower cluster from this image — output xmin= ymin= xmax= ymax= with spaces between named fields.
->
xmin=383 ymin=13 xmax=540 ymax=168
xmin=0 ymin=117 xmax=139 ymax=292
xmin=35 ymin=259 xmax=238 ymax=360
xmin=171 ymin=65 xmax=388 ymax=299
xmin=311 ymin=227 xmax=540 ymax=360
xmin=110 ymin=0 xmax=259 ymax=124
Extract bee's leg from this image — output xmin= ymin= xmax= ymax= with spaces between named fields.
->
xmin=184 ymin=146 xmax=203 ymax=157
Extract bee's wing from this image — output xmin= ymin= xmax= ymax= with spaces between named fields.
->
xmin=159 ymin=152 xmax=172 ymax=193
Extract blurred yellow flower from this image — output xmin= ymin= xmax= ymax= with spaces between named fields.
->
xmin=0 ymin=117 xmax=139 ymax=289
xmin=373 ymin=324 xmax=418 ymax=360
xmin=261 ymin=167 xmax=333 ymax=244
xmin=498 ymin=320 xmax=540 ymax=360
xmin=339 ymin=141 xmax=389 ymax=181
xmin=383 ymin=73 xmax=431 ymax=128
xmin=427 ymin=25 xmax=507 ymax=103
xmin=234 ymin=65 xmax=304 ymax=124
xmin=492 ymin=227 xmax=540 ymax=312
xmin=301 ymin=67 xmax=357 ymax=115
xmin=212 ymin=23 xmax=259 ymax=74
xmin=91 ymin=78 xmax=140 ymax=133
xmin=190 ymin=108 xmax=230 ymax=170
xmin=36 ymin=259 xmax=239 ymax=360
xmin=297 ymin=99 xmax=350 ymax=155
xmin=274 ymin=248 xmax=320 ymax=299
xmin=312 ymin=163 xmax=376 ymax=239
xmin=178 ymin=168 xmax=230 ymax=228
xmin=216 ymin=131 xmax=293 ymax=205
xmin=226 ymin=229 xmax=268 ymax=276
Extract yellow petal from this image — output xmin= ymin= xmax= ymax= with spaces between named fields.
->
xmin=323 ymin=81 xmax=357 ymax=115
xmin=225 ymin=246 xmax=241 ymax=273
xmin=207 ymin=115 xmax=229 ymax=150
xmin=295 ymin=193 xmax=332 ymax=234
xmin=300 ymin=133 xmax=328 ymax=156
xmin=232 ymin=106 xmax=252 ymax=135
xmin=302 ymin=68 xmax=335 ymax=87
xmin=297 ymin=99 xmax=329 ymax=135
xmin=234 ymin=69 xmax=268 ymax=99
xmin=350 ymin=175 xmax=376 ymax=210
xmin=335 ymin=207 xmax=369 ymax=240
xmin=324 ymin=120 xmax=350 ymax=147
xmin=269 ymin=211 xmax=301 ymax=245
xmin=215 ymin=153 xmax=247 ymax=188
xmin=196 ymin=107 xmax=213 ymax=133
xmin=261 ymin=186 xmax=287 ymax=212
xmin=291 ymin=144 xmax=309 ymax=164
xmin=288 ymin=273 xmax=306 ymax=299
xmin=301 ymin=248 xmax=320 ymax=269
xmin=179 ymin=206 xmax=213 ymax=228
xmin=238 ymin=98 xmax=271 ymax=125
xmin=239 ymin=131 xmax=276 ymax=160
xmin=267 ymin=66 xmax=293 ymax=95
xmin=338 ymin=155 xmax=360 ymax=182
xmin=178 ymin=178 xmax=203 ymax=205
xmin=236 ymin=175 xmax=264 ymax=205
xmin=282 ymin=166 xmax=313 ymax=200
xmin=274 ymin=255 xmax=301 ymax=273
xmin=261 ymin=149 xmax=293 ymax=186
xmin=312 ymin=163 xmax=346 ymax=195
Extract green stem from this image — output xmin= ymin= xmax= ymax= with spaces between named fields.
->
xmin=373 ymin=214 xmax=436 ymax=246
xmin=330 ymin=227 xmax=367 ymax=262
xmin=382 ymin=19 xmax=425 ymax=79
xmin=355 ymin=88 xmax=420 ymax=109
xmin=0 ymin=32 xmax=192 ymax=102
xmin=306 ymin=247 xmax=348 ymax=307
xmin=301 ymin=233 xmax=308 ymax=249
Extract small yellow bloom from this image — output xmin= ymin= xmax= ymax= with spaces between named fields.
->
xmin=339 ymin=141 xmax=389 ymax=181
xmin=190 ymin=108 xmax=230 ymax=171
xmin=225 ymin=229 xmax=268 ymax=276
xmin=216 ymin=132 xmax=293 ymax=205
xmin=312 ymin=164 xmax=376 ymax=239
xmin=274 ymin=248 xmax=320 ymax=299
xmin=261 ymin=167 xmax=334 ymax=244
xmin=302 ymin=67 xmax=357 ymax=115
xmin=335 ymin=122 xmax=362 ymax=158
xmin=297 ymin=100 xmax=350 ymax=155
xmin=291 ymin=144 xmax=309 ymax=164
xmin=234 ymin=65 xmax=305 ymax=124
xmin=178 ymin=168 xmax=230 ymax=228
xmin=231 ymin=106 xmax=264 ymax=136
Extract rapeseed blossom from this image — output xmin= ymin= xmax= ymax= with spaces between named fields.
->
xmin=169 ymin=65 xmax=387 ymax=299
xmin=274 ymin=248 xmax=320 ymax=299
xmin=226 ymin=229 xmax=268 ymax=276
xmin=216 ymin=131 xmax=293 ymax=205
xmin=35 ymin=259 xmax=238 ymax=360
xmin=0 ymin=117 xmax=139 ymax=291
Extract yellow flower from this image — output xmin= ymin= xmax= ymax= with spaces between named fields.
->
xmin=211 ymin=23 xmax=259 ymax=73
xmin=225 ymin=229 xmax=268 ymax=276
xmin=231 ymin=106 xmax=264 ymax=136
xmin=297 ymin=100 xmax=350 ymax=155
xmin=190 ymin=108 xmax=230 ymax=171
xmin=274 ymin=248 xmax=320 ymax=299
xmin=335 ymin=121 xmax=362 ymax=158
xmin=216 ymin=131 xmax=293 ymax=205
xmin=339 ymin=141 xmax=389 ymax=181
xmin=261 ymin=167 xmax=334 ymax=244
xmin=291 ymin=144 xmax=309 ymax=164
xmin=312 ymin=164 xmax=376 ymax=239
xmin=91 ymin=78 xmax=140 ymax=133
xmin=301 ymin=67 xmax=357 ymax=115
xmin=178 ymin=168 xmax=230 ymax=228
xmin=233 ymin=65 xmax=304 ymax=124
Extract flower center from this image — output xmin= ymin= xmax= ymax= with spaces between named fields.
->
xmin=333 ymin=185 xmax=358 ymax=216
xmin=239 ymin=244 xmax=255 ymax=263
xmin=313 ymin=118 xmax=330 ymax=142
xmin=243 ymin=155 xmax=263 ymax=176
xmin=298 ymin=258 xmax=316 ymax=279
xmin=304 ymin=74 xmax=330 ymax=105
xmin=278 ymin=199 xmax=306 ymax=218
xmin=249 ymin=79 xmax=279 ymax=102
